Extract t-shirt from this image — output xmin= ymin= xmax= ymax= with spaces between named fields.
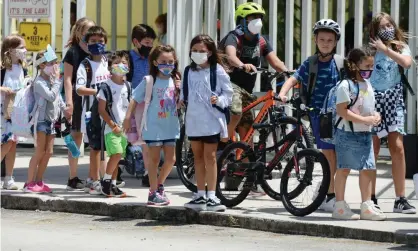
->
xmin=224 ymin=31 xmax=273 ymax=93
xmin=129 ymin=50 xmax=149 ymax=89
xmin=336 ymin=79 xmax=375 ymax=132
xmin=370 ymin=44 xmax=411 ymax=91
xmin=132 ymin=76 xmax=180 ymax=141
xmin=294 ymin=57 xmax=341 ymax=112
xmin=97 ymin=79 xmax=130 ymax=134
xmin=62 ymin=44 xmax=89 ymax=86
xmin=75 ymin=57 xmax=111 ymax=134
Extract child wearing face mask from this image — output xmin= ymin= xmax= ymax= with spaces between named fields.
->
xmin=332 ymin=47 xmax=386 ymax=221
xmin=1 ymin=34 xmax=28 ymax=190
xmin=76 ymin=26 xmax=111 ymax=196
xmin=368 ymin=12 xmax=416 ymax=214
xmin=182 ymin=35 xmax=233 ymax=212
xmin=98 ymin=51 xmax=131 ymax=197
xmin=25 ymin=46 xmax=66 ymax=193
xmin=124 ymin=45 xmax=180 ymax=206
xmin=123 ymin=24 xmax=157 ymax=188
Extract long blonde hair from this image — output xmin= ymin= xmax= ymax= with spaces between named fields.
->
xmin=0 ymin=35 xmax=25 ymax=70
xmin=369 ymin=12 xmax=408 ymax=52
xmin=65 ymin=17 xmax=95 ymax=48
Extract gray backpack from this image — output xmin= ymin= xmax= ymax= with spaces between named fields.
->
xmin=300 ymin=54 xmax=345 ymax=106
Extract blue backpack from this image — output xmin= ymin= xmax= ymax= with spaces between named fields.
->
xmin=124 ymin=145 xmax=146 ymax=177
xmin=319 ymin=79 xmax=359 ymax=144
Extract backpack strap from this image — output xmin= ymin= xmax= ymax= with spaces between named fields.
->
xmin=307 ymin=55 xmax=319 ymax=106
xmin=183 ymin=66 xmax=191 ymax=106
xmin=259 ymin=36 xmax=267 ymax=56
xmin=139 ymin=75 xmax=155 ymax=132
xmin=125 ymin=81 xmax=132 ymax=102
xmin=333 ymin=54 xmax=345 ymax=79
xmin=334 ymin=80 xmax=359 ymax=132
xmin=398 ymin=65 xmax=415 ymax=96
xmin=1 ymin=68 xmax=5 ymax=86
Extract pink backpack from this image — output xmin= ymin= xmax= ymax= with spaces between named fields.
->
xmin=126 ymin=75 xmax=154 ymax=145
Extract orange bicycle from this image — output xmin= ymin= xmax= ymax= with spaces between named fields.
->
xmin=176 ymin=69 xmax=314 ymax=193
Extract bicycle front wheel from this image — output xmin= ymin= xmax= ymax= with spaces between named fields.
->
xmin=176 ymin=124 xmax=197 ymax=192
xmin=280 ymin=148 xmax=330 ymax=217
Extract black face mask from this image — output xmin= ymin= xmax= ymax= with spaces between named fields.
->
xmin=138 ymin=45 xmax=152 ymax=57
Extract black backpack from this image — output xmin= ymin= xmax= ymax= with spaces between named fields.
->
xmin=183 ymin=64 xmax=230 ymax=124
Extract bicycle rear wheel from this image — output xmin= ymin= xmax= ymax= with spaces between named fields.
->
xmin=216 ymin=142 xmax=256 ymax=208
xmin=280 ymin=148 xmax=330 ymax=217
xmin=260 ymin=116 xmax=314 ymax=201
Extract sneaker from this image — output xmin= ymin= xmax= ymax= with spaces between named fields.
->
xmin=147 ymin=191 xmax=169 ymax=206
xmin=142 ymin=174 xmax=150 ymax=187
xmin=393 ymin=197 xmax=416 ymax=214
xmin=207 ymin=197 xmax=226 ymax=212
xmin=37 ymin=181 xmax=52 ymax=193
xmin=100 ymin=179 xmax=112 ymax=197
xmin=111 ymin=184 xmax=127 ymax=198
xmin=89 ymin=180 xmax=102 ymax=195
xmin=157 ymin=184 xmax=169 ymax=201
xmin=319 ymin=197 xmax=336 ymax=212
xmin=23 ymin=182 xmax=43 ymax=193
xmin=66 ymin=177 xmax=84 ymax=191
xmin=84 ymin=179 xmax=93 ymax=193
xmin=332 ymin=201 xmax=360 ymax=220
xmin=249 ymin=184 xmax=266 ymax=197
xmin=184 ymin=194 xmax=207 ymax=211
xmin=360 ymin=200 xmax=386 ymax=221
xmin=2 ymin=176 xmax=18 ymax=190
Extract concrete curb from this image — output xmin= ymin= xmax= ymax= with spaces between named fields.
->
xmin=1 ymin=194 xmax=417 ymax=245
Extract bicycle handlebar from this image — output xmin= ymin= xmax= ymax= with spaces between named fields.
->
xmin=273 ymin=94 xmax=319 ymax=113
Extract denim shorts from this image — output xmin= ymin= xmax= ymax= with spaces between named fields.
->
xmin=31 ymin=121 xmax=56 ymax=136
xmin=145 ymin=139 xmax=176 ymax=147
xmin=335 ymin=128 xmax=375 ymax=171
xmin=310 ymin=115 xmax=335 ymax=150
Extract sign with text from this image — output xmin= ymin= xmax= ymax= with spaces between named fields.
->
xmin=19 ymin=22 xmax=51 ymax=51
xmin=8 ymin=0 xmax=51 ymax=18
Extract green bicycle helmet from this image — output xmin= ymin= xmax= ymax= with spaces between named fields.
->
xmin=235 ymin=2 xmax=266 ymax=23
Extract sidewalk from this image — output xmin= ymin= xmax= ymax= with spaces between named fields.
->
xmin=1 ymin=147 xmax=417 ymax=244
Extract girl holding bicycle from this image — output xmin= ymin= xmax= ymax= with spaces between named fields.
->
xmin=333 ymin=47 xmax=386 ymax=221
xmin=181 ymin=34 xmax=233 ymax=212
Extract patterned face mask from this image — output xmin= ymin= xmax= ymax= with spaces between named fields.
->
xmin=360 ymin=70 xmax=373 ymax=79
xmin=111 ymin=63 xmax=129 ymax=76
xmin=158 ymin=63 xmax=175 ymax=76
xmin=378 ymin=27 xmax=395 ymax=41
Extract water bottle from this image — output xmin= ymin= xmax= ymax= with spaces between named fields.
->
xmin=85 ymin=111 xmax=92 ymax=125
xmin=62 ymin=120 xmax=80 ymax=158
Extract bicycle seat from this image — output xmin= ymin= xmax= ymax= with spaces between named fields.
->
xmin=252 ymin=123 xmax=272 ymax=130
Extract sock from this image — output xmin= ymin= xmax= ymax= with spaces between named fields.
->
xmin=158 ymin=184 xmax=164 ymax=190
xmin=111 ymin=180 xmax=116 ymax=186
xmin=86 ymin=178 xmax=92 ymax=183
xmin=371 ymin=194 xmax=377 ymax=204
xmin=103 ymin=173 xmax=112 ymax=180
xmin=197 ymin=190 xmax=206 ymax=198
xmin=326 ymin=193 xmax=335 ymax=202
xmin=207 ymin=191 xmax=216 ymax=199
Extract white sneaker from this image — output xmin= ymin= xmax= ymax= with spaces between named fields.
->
xmin=89 ymin=180 xmax=102 ymax=195
xmin=319 ymin=197 xmax=336 ymax=212
xmin=332 ymin=201 xmax=360 ymax=220
xmin=361 ymin=200 xmax=387 ymax=221
xmin=2 ymin=176 xmax=18 ymax=190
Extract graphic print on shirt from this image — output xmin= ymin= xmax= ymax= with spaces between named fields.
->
xmin=157 ymin=86 xmax=177 ymax=119
xmin=241 ymin=45 xmax=260 ymax=59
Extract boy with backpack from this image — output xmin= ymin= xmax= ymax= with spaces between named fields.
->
xmin=278 ymin=19 xmax=344 ymax=212
xmin=75 ymin=26 xmax=111 ymax=195
xmin=97 ymin=51 xmax=131 ymax=197
xmin=218 ymin=2 xmax=288 ymax=194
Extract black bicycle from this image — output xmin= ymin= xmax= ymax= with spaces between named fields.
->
xmin=216 ymin=95 xmax=330 ymax=217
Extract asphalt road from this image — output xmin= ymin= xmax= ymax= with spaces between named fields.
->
xmin=1 ymin=209 xmax=416 ymax=251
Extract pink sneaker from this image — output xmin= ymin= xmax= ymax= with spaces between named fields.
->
xmin=37 ymin=181 xmax=52 ymax=193
xmin=23 ymin=182 xmax=43 ymax=193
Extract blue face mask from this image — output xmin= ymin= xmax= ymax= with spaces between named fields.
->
xmin=88 ymin=43 xmax=106 ymax=55
xmin=158 ymin=64 xmax=175 ymax=76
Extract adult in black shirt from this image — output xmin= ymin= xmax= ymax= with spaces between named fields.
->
xmin=224 ymin=2 xmax=288 ymax=142
xmin=62 ymin=17 xmax=95 ymax=190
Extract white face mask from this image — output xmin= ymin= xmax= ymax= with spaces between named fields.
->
xmin=191 ymin=52 xmax=208 ymax=65
xmin=247 ymin=18 xmax=263 ymax=34
xmin=14 ymin=48 xmax=27 ymax=61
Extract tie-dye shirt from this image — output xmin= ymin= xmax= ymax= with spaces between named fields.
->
xmin=370 ymin=44 xmax=411 ymax=92
xmin=132 ymin=76 xmax=180 ymax=141
xmin=294 ymin=57 xmax=341 ymax=113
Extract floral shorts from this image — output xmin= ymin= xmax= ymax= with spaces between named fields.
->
xmin=230 ymin=83 xmax=257 ymax=127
